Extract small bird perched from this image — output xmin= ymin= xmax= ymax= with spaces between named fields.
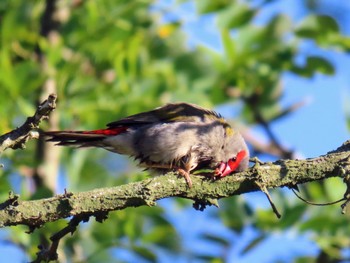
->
xmin=45 ymin=103 xmax=249 ymax=187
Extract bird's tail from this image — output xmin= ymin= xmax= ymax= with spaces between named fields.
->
xmin=44 ymin=127 xmax=127 ymax=147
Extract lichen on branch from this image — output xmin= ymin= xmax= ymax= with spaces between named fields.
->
xmin=0 ymin=140 xmax=349 ymax=228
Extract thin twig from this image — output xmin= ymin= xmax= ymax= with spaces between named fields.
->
xmin=0 ymin=94 xmax=57 ymax=153
xmin=255 ymin=181 xmax=281 ymax=219
xmin=31 ymin=215 xmax=90 ymax=263
xmin=292 ymin=188 xmax=345 ymax=206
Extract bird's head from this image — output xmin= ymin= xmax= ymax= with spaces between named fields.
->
xmin=215 ymin=126 xmax=249 ymax=177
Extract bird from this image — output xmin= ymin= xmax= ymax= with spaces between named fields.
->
xmin=44 ymin=102 xmax=249 ymax=187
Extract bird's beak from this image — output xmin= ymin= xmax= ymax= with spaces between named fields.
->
xmin=215 ymin=150 xmax=247 ymax=178
xmin=215 ymin=161 xmax=233 ymax=177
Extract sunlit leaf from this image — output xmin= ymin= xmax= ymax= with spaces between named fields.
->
xmin=296 ymin=15 xmax=339 ymax=37
xmin=221 ymin=29 xmax=236 ymax=62
xmin=195 ymin=0 xmax=230 ymax=14
xmin=217 ymin=3 xmax=256 ymax=29
xmin=279 ymin=204 xmax=307 ymax=229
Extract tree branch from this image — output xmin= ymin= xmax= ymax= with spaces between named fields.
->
xmin=1 ymin=140 xmax=349 ymax=228
xmin=0 ymin=94 xmax=57 ymax=153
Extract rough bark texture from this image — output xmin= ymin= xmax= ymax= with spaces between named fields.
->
xmin=0 ymin=94 xmax=57 ymax=153
xmin=1 ymin=140 xmax=349 ymax=228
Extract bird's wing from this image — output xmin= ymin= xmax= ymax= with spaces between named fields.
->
xmin=107 ymin=103 xmax=221 ymax=128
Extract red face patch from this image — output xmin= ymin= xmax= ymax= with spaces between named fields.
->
xmin=215 ymin=150 xmax=247 ymax=177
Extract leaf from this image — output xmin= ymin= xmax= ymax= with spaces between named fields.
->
xmin=291 ymin=56 xmax=334 ymax=77
xmin=219 ymin=198 xmax=247 ymax=232
xmin=131 ymin=245 xmax=157 ymax=262
xmin=142 ymin=225 xmax=179 ymax=251
xmin=279 ymin=204 xmax=307 ymax=229
xmin=217 ymin=3 xmax=256 ymax=29
xmin=295 ymin=15 xmax=339 ymax=39
xmin=255 ymin=209 xmax=280 ymax=231
xmin=305 ymin=56 xmax=334 ymax=75
xmin=221 ymin=29 xmax=236 ymax=61
xmin=265 ymin=14 xmax=291 ymax=38
xmin=195 ymin=0 xmax=230 ymax=14
xmin=299 ymin=215 xmax=344 ymax=233
xmin=324 ymin=177 xmax=345 ymax=201
xmin=240 ymin=233 xmax=266 ymax=255
xmin=195 ymin=255 xmax=224 ymax=262
xmin=199 ymin=233 xmax=230 ymax=247
xmin=157 ymin=23 xmax=180 ymax=39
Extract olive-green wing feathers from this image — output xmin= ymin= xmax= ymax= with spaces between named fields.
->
xmin=107 ymin=103 xmax=222 ymax=128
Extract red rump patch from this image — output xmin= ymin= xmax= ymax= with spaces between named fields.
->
xmin=82 ymin=127 xmax=128 ymax=136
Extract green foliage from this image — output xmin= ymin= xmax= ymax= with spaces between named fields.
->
xmin=195 ymin=0 xmax=230 ymax=14
xmin=295 ymin=15 xmax=338 ymax=45
xmin=0 ymin=0 xmax=349 ymax=262
xmin=217 ymin=2 xmax=257 ymax=29
xmin=295 ymin=14 xmax=350 ymax=50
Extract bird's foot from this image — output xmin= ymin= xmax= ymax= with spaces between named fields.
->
xmin=142 ymin=162 xmax=193 ymax=188
xmin=177 ymin=168 xmax=193 ymax=188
